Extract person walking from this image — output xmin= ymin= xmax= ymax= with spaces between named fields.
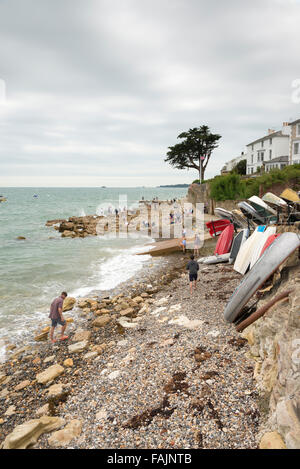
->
xmin=186 ymin=255 xmax=199 ymax=294
xmin=49 ymin=292 xmax=68 ymax=343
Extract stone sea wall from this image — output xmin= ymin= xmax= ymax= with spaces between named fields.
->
xmin=241 ymin=260 xmax=300 ymax=449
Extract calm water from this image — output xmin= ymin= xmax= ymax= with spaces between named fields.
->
xmin=0 ymin=187 xmax=187 ymax=358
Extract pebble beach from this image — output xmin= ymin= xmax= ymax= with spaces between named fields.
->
xmin=0 ymin=249 xmax=260 ymax=449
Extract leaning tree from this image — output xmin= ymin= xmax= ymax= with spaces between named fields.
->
xmin=165 ymin=125 xmax=221 ymax=183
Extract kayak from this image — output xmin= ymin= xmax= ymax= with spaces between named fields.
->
xmin=224 ymin=232 xmax=300 ymax=323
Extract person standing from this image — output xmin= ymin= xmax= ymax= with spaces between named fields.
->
xmin=186 ymin=255 xmax=199 ymax=294
xmin=49 ymin=292 xmax=68 ymax=343
xmin=194 ymin=232 xmax=201 ymax=257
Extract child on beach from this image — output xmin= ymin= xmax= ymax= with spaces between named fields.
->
xmin=49 ymin=292 xmax=68 ymax=343
xmin=180 ymin=236 xmax=187 ymax=253
xmin=186 ymin=255 xmax=199 ymax=294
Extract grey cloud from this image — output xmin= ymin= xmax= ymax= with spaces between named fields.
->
xmin=0 ymin=0 xmax=300 ymax=186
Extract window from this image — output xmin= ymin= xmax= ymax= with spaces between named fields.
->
xmin=297 ymin=124 xmax=300 ymax=136
xmin=269 ymin=150 xmax=272 ymax=160
xmin=294 ymin=143 xmax=299 ymax=155
xmin=252 ymin=145 xmax=254 ymax=151
xmin=269 ymin=138 xmax=272 ymax=145
xmin=261 ymin=141 xmax=264 ymax=148
xmin=251 ymin=155 xmax=253 ymax=164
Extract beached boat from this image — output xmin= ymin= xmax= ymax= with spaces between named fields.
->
xmin=214 ymin=224 xmax=234 ymax=255
xmin=260 ymin=234 xmax=281 ymax=257
xmin=238 ymin=201 xmax=266 ymax=224
xmin=224 ymin=232 xmax=300 ymax=323
xmin=248 ymin=195 xmax=277 ymax=216
xmin=202 ymin=253 xmax=231 ymax=265
xmin=229 ymin=228 xmax=250 ymax=265
xmin=262 ymin=192 xmax=287 ymax=208
xmin=233 ymin=225 xmax=266 ymax=275
xmin=249 ymin=226 xmax=277 ymax=269
xmin=280 ymin=188 xmax=300 ymax=204
xmin=231 ymin=209 xmax=256 ymax=230
xmin=206 ymin=219 xmax=231 ymax=237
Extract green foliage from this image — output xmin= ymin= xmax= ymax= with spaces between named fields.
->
xmin=165 ymin=125 xmax=222 ymax=182
xmin=209 ymin=164 xmax=300 ymax=201
xmin=231 ymin=159 xmax=247 ymax=175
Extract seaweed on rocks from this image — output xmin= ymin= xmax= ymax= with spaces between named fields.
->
xmin=163 ymin=372 xmax=189 ymax=395
xmin=228 ymin=337 xmax=247 ymax=349
xmin=123 ymin=396 xmax=175 ymax=430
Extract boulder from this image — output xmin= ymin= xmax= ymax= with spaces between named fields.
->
xmin=119 ymin=308 xmax=135 ymax=318
xmin=36 ymin=364 xmax=64 ymax=384
xmin=48 ymin=419 xmax=82 ymax=447
xmin=63 ymin=297 xmax=76 ymax=312
xmin=47 ymin=383 xmax=65 ymax=398
xmin=72 ymin=330 xmax=91 ymax=342
xmin=92 ymin=315 xmax=111 ymax=328
xmin=2 ymin=416 xmax=65 ymax=449
xmin=68 ymin=340 xmax=88 ymax=354
xmin=259 ymin=431 xmax=286 ymax=449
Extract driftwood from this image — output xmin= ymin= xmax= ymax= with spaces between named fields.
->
xmin=236 ymin=289 xmax=294 ymax=333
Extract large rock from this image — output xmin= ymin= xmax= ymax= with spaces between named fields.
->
xmin=48 ymin=419 xmax=82 ymax=447
xmin=92 ymin=315 xmax=111 ymax=328
xmin=68 ymin=340 xmax=88 ymax=354
xmin=259 ymin=432 xmax=286 ymax=449
xmin=72 ymin=330 xmax=91 ymax=342
xmin=2 ymin=416 xmax=65 ymax=449
xmin=36 ymin=364 xmax=64 ymax=384
xmin=63 ymin=297 xmax=76 ymax=312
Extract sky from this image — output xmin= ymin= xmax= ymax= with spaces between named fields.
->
xmin=0 ymin=0 xmax=300 ymax=187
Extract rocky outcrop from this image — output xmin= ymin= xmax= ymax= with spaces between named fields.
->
xmin=241 ymin=266 xmax=300 ymax=449
xmin=46 ymin=212 xmax=140 ymax=238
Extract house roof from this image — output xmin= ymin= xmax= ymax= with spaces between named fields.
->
xmin=263 ymin=155 xmax=289 ymax=165
xmin=246 ymin=130 xmax=289 ymax=147
xmin=289 ymin=118 xmax=300 ymax=126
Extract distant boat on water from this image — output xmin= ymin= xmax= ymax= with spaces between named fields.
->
xmin=0 ymin=195 xmax=7 ymax=202
xmin=33 ymin=194 xmax=38 ymax=198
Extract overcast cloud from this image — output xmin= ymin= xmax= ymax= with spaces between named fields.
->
xmin=0 ymin=0 xmax=300 ymax=187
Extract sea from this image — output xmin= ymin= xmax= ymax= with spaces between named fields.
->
xmin=0 ymin=187 xmax=187 ymax=361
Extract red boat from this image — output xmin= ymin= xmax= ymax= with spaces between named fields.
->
xmin=260 ymin=234 xmax=281 ymax=257
xmin=214 ymin=224 xmax=234 ymax=255
xmin=206 ymin=219 xmax=231 ymax=237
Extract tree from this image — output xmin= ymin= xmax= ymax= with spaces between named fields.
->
xmin=232 ymin=159 xmax=247 ymax=175
xmin=165 ymin=125 xmax=222 ymax=183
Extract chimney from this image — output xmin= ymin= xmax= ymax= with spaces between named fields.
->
xmin=282 ymin=122 xmax=289 ymax=127
xmin=268 ymin=129 xmax=276 ymax=135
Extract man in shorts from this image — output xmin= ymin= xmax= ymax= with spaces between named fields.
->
xmin=49 ymin=292 xmax=68 ymax=343
xmin=186 ymin=255 xmax=199 ymax=294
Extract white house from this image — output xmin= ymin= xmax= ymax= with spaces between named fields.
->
xmin=246 ymin=123 xmax=290 ymax=175
xmin=221 ymin=152 xmax=246 ymax=174
xmin=288 ymin=118 xmax=300 ymax=165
